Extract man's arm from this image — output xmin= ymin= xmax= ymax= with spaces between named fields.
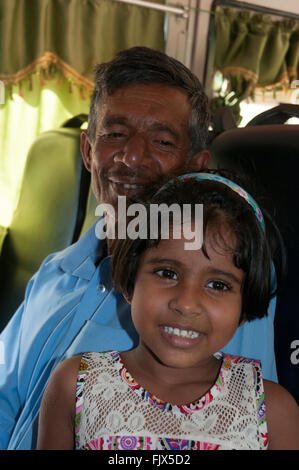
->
xmin=0 ymin=253 xmax=54 ymax=450
xmin=0 ymin=300 xmax=27 ymax=449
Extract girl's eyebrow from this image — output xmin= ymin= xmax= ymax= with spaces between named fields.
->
xmin=205 ymin=268 xmax=243 ymax=285
xmin=146 ymin=259 xmax=243 ymax=285
xmin=146 ymin=257 xmax=182 ymax=267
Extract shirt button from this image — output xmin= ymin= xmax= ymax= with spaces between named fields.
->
xmin=97 ymin=284 xmax=106 ymax=293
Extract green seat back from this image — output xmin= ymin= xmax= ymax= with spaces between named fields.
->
xmin=0 ymin=123 xmax=89 ymax=330
xmin=79 ymin=186 xmax=98 ymax=237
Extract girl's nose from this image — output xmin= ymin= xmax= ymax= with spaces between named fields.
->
xmin=114 ymin=133 xmax=150 ymax=169
xmin=169 ymin=283 xmax=203 ymax=317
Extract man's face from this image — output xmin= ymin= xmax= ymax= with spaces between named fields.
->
xmin=81 ymin=83 xmax=210 ymax=207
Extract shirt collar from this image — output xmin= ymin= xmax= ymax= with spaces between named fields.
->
xmin=57 ymin=220 xmax=105 ymax=280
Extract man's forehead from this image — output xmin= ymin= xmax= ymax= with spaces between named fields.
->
xmin=102 ymin=83 xmax=189 ymax=108
xmin=97 ymin=83 xmax=190 ymax=126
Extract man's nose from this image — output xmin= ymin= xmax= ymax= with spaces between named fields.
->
xmin=169 ymin=283 xmax=203 ymax=317
xmin=114 ymin=133 xmax=150 ymax=169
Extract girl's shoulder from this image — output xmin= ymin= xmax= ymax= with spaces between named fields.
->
xmin=37 ymin=355 xmax=84 ymax=449
xmin=263 ymin=379 xmax=299 ymax=450
xmin=51 ymin=355 xmax=83 ymax=385
xmin=41 ymin=355 xmax=83 ymax=410
xmin=263 ymin=379 xmax=298 ymax=410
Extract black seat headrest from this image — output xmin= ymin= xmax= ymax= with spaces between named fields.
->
xmin=209 ymin=123 xmax=299 ymax=404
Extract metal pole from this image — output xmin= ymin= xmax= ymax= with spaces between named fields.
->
xmin=113 ymin=0 xmax=189 ymax=18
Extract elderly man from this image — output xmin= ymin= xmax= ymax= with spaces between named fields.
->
xmin=0 ymin=47 xmax=277 ymax=450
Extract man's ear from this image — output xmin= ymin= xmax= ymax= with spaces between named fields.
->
xmin=188 ymin=150 xmax=210 ymax=171
xmin=80 ymin=131 xmax=92 ymax=172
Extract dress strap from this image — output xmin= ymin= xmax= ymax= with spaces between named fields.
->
xmin=221 ymin=354 xmax=268 ymax=449
xmin=75 ymin=353 xmax=91 ymax=449
xmin=252 ymin=359 xmax=268 ymax=448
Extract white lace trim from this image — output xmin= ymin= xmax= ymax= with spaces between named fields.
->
xmin=76 ymin=351 xmax=267 ymax=450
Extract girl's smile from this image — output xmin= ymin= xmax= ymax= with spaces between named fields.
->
xmin=159 ymin=323 xmax=203 ymax=348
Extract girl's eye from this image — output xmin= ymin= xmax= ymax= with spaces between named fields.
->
xmin=207 ymin=280 xmax=230 ymax=291
xmin=155 ymin=269 xmax=178 ymax=280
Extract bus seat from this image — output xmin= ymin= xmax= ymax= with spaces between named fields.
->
xmin=0 ymin=115 xmax=89 ymax=331
xmin=79 ymin=185 xmax=98 ymax=238
xmin=0 ymin=226 xmax=8 ymax=254
xmin=209 ymin=114 xmax=299 ymax=404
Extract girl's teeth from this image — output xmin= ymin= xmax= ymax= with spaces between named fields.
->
xmin=163 ymin=326 xmax=200 ymax=339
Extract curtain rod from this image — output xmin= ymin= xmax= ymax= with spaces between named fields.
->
xmin=112 ymin=0 xmax=189 ymax=18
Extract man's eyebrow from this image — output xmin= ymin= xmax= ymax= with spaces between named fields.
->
xmin=101 ymin=116 xmax=180 ymax=140
xmin=150 ymin=123 xmax=179 ymax=140
xmin=102 ymin=116 xmax=129 ymax=127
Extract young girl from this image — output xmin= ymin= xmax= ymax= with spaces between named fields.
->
xmin=36 ymin=172 xmax=299 ymax=450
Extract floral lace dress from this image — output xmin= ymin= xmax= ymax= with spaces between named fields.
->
xmin=75 ymin=351 xmax=268 ymax=450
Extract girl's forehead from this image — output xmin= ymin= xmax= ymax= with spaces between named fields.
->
xmin=154 ymin=219 xmax=237 ymax=251
xmin=141 ymin=226 xmax=238 ymax=267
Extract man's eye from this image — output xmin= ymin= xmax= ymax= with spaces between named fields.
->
xmin=207 ymin=280 xmax=230 ymax=291
xmin=106 ymin=132 xmax=125 ymax=138
xmin=155 ymin=139 xmax=174 ymax=147
xmin=155 ymin=269 xmax=178 ymax=280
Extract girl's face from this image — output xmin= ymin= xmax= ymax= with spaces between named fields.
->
xmin=128 ymin=226 xmax=244 ymax=372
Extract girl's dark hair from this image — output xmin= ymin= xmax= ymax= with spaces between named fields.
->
xmin=110 ymin=170 xmax=286 ymax=324
xmin=87 ymin=47 xmax=210 ymax=157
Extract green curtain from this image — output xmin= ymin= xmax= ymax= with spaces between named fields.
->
xmin=0 ymin=0 xmax=165 ymax=91
xmin=0 ymin=0 xmax=166 ymax=227
xmin=211 ymin=5 xmax=299 ymax=120
xmin=0 ymin=72 xmax=90 ymax=226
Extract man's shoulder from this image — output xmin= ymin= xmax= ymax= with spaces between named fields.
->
xmin=36 ymin=222 xmax=101 ymax=277
xmin=35 ymin=241 xmax=85 ymax=278
xmin=15 ymin=225 xmax=105 ymax=347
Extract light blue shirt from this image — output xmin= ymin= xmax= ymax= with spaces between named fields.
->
xmin=0 ymin=222 xmax=277 ymax=450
